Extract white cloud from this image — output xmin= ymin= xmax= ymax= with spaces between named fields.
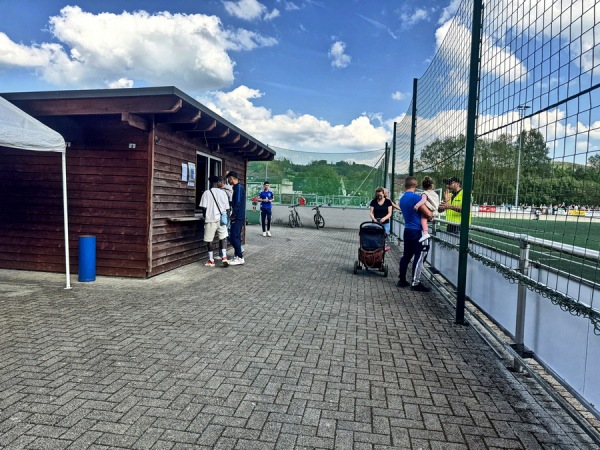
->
xmin=223 ymin=0 xmax=279 ymax=21
xmin=329 ymin=41 xmax=351 ymax=69
xmin=438 ymin=0 xmax=462 ymax=25
xmin=108 ymin=78 xmax=134 ymax=89
xmin=391 ymin=91 xmax=407 ymax=101
xmin=223 ymin=0 xmax=266 ymax=20
xmin=199 ymin=86 xmax=390 ymax=152
xmin=0 ymin=6 xmax=277 ymax=91
xmin=0 ymin=32 xmax=68 ymax=73
xmin=501 ymin=0 xmax=600 ymax=72
xmin=400 ymin=8 xmax=430 ymax=28
xmin=435 ymin=20 xmax=526 ymax=85
xmin=434 ymin=20 xmax=452 ymax=49
xmin=264 ymin=8 xmax=281 ymax=21
xmin=280 ymin=1 xmax=300 ymax=12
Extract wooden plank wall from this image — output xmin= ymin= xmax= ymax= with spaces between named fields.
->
xmin=150 ymin=128 xmax=247 ymax=276
xmin=0 ymin=116 xmax=151 ymax=277
xmin=150 ymin=130 xmax=200 ymax=275
xmin=0 ymin=148 xmax=68 ymax=273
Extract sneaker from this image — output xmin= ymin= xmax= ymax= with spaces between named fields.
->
xmin=204 ymin=260 xmax=215 ymax=267
xmin=266 ymin=231 xmax=272 ymax=237
xmin=229 ymin=257 xmax=245 ymax=266
xmin=222 ymin=257 xmax=229 ymax=267
xmin=419 ymin=233 xmax=431 ymax=243
xmin=262 ymin=232 xmax=267 ymax=237
xmin=410 ymin=283 xmax=431 ymax=292
xmin=397 ymin=280 xmax=410 ymax=288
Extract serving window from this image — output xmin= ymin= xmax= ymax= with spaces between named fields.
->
xmin=195 ymin=152 xmax=222 ymax=210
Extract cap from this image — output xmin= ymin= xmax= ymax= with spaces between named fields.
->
xmin=208 ymin=175 xmax=219 ymax=183
xmin=444 ymin=176 xmax=461 ymax=184
xmin=226 ymin=171 xmax=238 ymax=179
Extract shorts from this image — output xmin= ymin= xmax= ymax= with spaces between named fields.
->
xmin=204 ymin=221 xmax=228 ymax=242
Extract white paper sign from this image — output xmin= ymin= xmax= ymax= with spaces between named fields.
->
xmin=188 ymin=162 xmax=196 ymax=187
xmin=181 ymin=163 xmax=188 ymax=181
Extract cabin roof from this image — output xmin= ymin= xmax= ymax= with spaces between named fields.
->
xmin=1 ymin=86 xmax=275 ymax=161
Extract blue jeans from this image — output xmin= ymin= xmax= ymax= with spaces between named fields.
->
xmin=230 ymin=219 xmax=244 ymax=258
xmin=261 ymin=209 xmax=272 ymax=232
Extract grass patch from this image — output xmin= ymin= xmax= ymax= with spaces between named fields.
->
xmin=464 ymin=215 xmax=600 ymax=285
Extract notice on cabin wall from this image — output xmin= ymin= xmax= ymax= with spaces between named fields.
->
xmin=188 ymin=162 xmax=196 ymax=187
xmin=181 ymin=163 xmax=188 ymax=182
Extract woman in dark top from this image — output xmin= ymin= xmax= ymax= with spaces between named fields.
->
xmin=369 ymin=187 xmax=393 ymax=235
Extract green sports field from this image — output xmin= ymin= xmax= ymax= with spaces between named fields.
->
xmin=464 ymin=215 xmax=600 ymax=285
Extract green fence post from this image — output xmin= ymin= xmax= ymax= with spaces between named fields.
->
xmin=409 ymin=78 xmax=418 ymax=177
xmin=390 ymin=123 xmax=398 ymax=236
xmin=456 ymin=0 xmax=483 ymax=325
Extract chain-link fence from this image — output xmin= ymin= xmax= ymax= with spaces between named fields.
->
xmin=392 ymin=0 xmax=600 ymax=331
xmin=389 ymin=0 xmax=600 ymax=416
xmin=247 ymin=146 xmax=387 ymax=207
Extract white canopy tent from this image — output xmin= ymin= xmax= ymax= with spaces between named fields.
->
xmin=0 ymin=96 xmax=71 ymax=288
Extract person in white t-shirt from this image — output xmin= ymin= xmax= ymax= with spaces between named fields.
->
xmin=413 ymin=176 xmax=440 ymax=243
xmin=199 ymin=176 xmax=230 ymax=267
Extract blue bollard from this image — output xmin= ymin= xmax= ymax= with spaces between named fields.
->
xmin=78 ymin=235 xmax=96 ymax=282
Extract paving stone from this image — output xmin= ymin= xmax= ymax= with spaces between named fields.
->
xmin=0 ymin=227 xmax=597 ymax=449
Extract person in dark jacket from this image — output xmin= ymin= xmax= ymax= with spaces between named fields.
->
xmin=225 ymin=171 xmax=246 ymax=265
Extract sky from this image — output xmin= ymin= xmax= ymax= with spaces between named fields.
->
xmin=0 ymin=0 xmax=460 ymax=154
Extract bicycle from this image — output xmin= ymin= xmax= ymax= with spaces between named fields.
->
xmin=312 ymin=204 xmax=325 ymax=229
xmin=288 ymin=204 xmax=302 ymax=228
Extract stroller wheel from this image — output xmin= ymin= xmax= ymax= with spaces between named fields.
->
xmin=353 ymin=261 xmax=359 ymax=274
xmin=383 ymin=265 xmax=389 ymax=277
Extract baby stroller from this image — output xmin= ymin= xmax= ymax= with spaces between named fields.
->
xmin=354 ymin=221 xmax=388 ymax=277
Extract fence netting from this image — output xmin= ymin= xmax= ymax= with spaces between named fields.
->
xmin=247 ymin=146 xmax=386 ymax=207
xmin=394 ymin=0 xmax=600 ymax=327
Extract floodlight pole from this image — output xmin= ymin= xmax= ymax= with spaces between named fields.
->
xmin=514 ymin=105 xmax=530 ymax=208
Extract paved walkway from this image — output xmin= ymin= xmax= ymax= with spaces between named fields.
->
xmin=0 ymin=226 xmax=596 ymax=449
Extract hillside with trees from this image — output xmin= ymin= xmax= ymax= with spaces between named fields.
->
xmin=414 ymin=130 xmax=600 ymax=207
xmin=248 ymin=159 xmax=385 ymax=200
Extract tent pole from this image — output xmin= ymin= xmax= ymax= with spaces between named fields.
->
xmin=62 ymin=151 xmax=72 ymax=289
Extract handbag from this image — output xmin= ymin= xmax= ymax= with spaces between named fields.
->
xmin=208 ymin=189 xmax=228 ymax=226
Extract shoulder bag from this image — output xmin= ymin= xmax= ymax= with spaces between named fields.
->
xmin=209 ymin=189 xmax=229 ymax=226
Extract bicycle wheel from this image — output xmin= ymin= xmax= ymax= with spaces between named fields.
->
xmin=289 ymin=212 xmax=296 ymax=228
xmin=296 ymin=212 xmax=302 ymax=227
xmin=315 ymin=214 xmax=325 ymax=229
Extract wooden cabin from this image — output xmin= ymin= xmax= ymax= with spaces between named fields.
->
xmin=0 ymin=87 xmax=274 ymax=278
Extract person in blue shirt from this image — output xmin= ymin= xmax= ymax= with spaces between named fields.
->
xmin=225 ymin=171 xmax=246 ymax=265
xmin=398 ymin=176 xmax=434 ymax=292
xmin=258 ymin=181 xmax=274 ymax=237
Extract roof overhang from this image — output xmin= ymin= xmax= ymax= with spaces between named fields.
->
xmin=1 ymin=86 xmax=275 ymax=161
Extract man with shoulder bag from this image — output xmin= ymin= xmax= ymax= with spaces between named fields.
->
xmin=199 ymin=175 xmax=230 ymax=267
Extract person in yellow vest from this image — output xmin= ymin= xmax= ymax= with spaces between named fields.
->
xmin=438 ymin=177 xmax=471 ymax=234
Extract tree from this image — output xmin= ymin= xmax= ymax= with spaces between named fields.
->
xmin=415 ymin=135 xmax=466 ymax=175
xmin=590 ymin=155 xmax=600 ymax=168
xmin=295 ymin=163 xmax=340 ymax=196
xmin=519 ymin=129 xmax=551 ymax=177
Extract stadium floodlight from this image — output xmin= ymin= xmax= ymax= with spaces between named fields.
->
xmin=515 ymin=104 xmax=530 ymax=208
